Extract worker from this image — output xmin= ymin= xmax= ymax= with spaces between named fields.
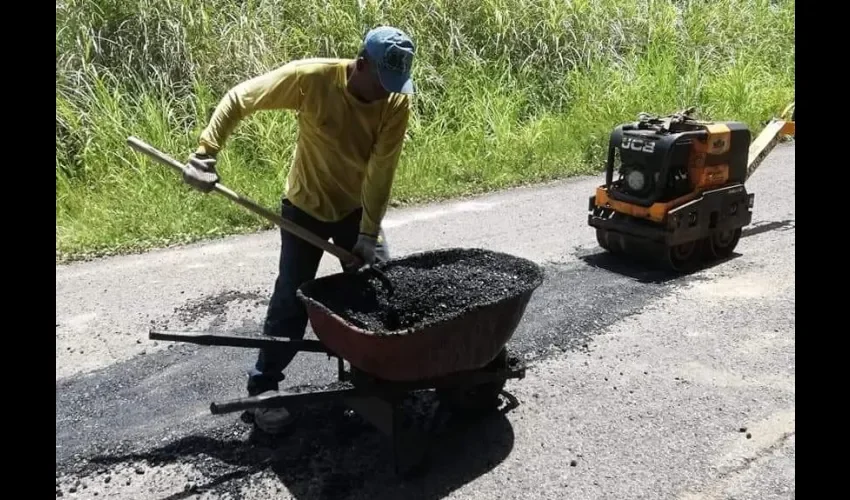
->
xmin=181 ymin=26 xmax=415 ymax=434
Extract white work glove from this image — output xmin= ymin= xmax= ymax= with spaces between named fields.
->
xmin=352 ymin=233 xmax=378 ymax=267
xmin=183 ymin=153 xmax=219 ymax=193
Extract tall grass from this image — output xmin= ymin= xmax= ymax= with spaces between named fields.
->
xmin=56 ymin=0 xmax=795 ymax=260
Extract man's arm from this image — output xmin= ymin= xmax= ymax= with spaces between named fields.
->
xmin=195 ymin=61 xmax=305 ymax=156
xmin=359 ymin=96 xmax=411 ymax=237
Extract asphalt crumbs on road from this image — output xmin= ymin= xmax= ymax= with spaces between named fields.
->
xmin=56 ymin=240 xmax=732 ymax=470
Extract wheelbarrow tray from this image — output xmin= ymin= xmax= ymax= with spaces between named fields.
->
xmin=296 ymin=248 xmax=544 ymax=381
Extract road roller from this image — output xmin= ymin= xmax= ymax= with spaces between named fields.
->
xmin=588 ymin=104 xmax=794 ymax=272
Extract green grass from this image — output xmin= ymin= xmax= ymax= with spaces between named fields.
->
xmin=56 ymin=0 xmax=795 ymax=261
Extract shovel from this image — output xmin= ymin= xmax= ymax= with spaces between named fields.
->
xmin=125 ymin=136 xmax=395 ymax=295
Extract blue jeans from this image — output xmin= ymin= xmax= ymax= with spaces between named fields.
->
xmin=246 ymin=198 xmax=390 ymax=396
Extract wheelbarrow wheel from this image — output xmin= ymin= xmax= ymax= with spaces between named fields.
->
xmin=436 ymin=348 xmax=508 ymax=415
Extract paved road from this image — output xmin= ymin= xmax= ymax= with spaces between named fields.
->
xmin=56 ymin=144 xmax=795 ymax=499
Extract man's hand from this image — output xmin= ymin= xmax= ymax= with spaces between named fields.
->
xmin=183 ymin=153 xmax=220 ymax=193
xmin=352 ymin=233 xmax=378 ymax=267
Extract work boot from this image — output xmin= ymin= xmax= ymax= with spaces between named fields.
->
xmin=240 ymin=391 xmax=294 ymax=434
xmin=249 ymin=406 xmax=294 ymax=434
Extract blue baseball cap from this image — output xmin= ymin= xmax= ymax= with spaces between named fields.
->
xmin=363 ymin=26 xmax=415 ymax=94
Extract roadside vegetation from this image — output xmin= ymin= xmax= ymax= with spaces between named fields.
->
xmin=56 ymin=0 xmax=795 ymax=260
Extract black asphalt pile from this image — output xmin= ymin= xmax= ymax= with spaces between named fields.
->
xmin=299 ymin=248 xmax=543 ymax=334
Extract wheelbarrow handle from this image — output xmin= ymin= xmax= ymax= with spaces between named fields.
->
xmin=126 ymin=136 xmax=360 ymax=267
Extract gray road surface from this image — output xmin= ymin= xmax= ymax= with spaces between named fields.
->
xmin=55 ymin=144 xmax=795 ymax=499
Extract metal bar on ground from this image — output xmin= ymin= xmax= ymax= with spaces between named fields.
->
xmin=210 ymin=388 xmax=357 ymax=414
xmin=149 ymin=330 xmax=331 ymax=352
xmin=351 ymin=363 xmax=526 ymax=393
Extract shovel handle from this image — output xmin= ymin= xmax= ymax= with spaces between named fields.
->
xmin=126 ymin=136 xmax=360 ymax=267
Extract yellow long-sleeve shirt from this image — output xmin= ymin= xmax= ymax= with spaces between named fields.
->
xmin=196 ymin=58 xmax=410 ymax=237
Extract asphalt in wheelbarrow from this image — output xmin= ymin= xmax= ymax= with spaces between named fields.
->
xmin=300 ymin=248 xmax=543 ymax=334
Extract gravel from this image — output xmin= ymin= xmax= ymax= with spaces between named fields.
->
xmin=299 ymin=248 xmax=544 ymax=334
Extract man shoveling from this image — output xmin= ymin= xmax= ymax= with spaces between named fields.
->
xmin=182 ymin=26 xmax=415 ymax=434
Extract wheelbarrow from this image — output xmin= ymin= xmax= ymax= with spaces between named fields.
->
xmin=150 ymin=248 xmax=544 ymax=476
xmin=126 ymin=133 xmax=545 ymax=475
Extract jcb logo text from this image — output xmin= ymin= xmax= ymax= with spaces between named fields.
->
xmin=621 ymin=137 xmax=656 ymax=153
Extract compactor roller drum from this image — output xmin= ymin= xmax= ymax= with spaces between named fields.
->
xmin=588 ymin=107 xmax=755 ymax=272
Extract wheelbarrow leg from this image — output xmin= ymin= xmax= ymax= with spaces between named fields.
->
xmin=343 ymin=395 xmax=430 ymax=477
xmin=392 ymin=403 xmax=431 ymax=477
